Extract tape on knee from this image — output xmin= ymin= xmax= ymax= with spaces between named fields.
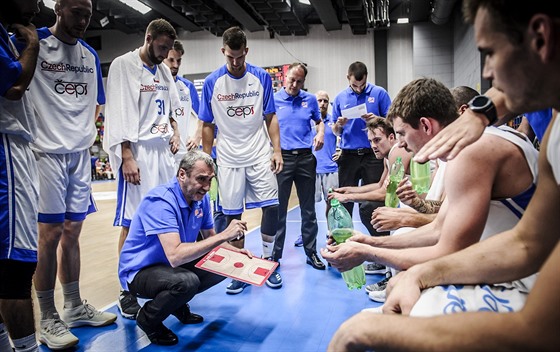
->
xmin=260 ymin=205 xmax=278 ymax=236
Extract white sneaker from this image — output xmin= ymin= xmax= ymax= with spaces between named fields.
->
xmin=368 ymin=288 xmax=387 ymax=302
xmin=39 ymin=313 xmax=79 ymax=350
xmin=62 ymin=300 xmax=117 ymax=328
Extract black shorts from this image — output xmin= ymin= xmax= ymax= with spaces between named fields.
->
xmin=0 ymin=259 xmax=36 ymax=299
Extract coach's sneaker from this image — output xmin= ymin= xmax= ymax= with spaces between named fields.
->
xmin=226 ymin=280 xmax=249 ymax=294
xmin=293 ymin=235 xmax=303 ymax=247
xmin=266 ymin=270 xmax=283 ymax=288
xmin=62 ymin=300 xmax=117 ymax=328
xmin=364 ymin=262 xmax=386 ymax=275
xmin=39 ymin=313 xmax=79 ymax=350
xmin=118 ymin=290 xmax=141 ymax=319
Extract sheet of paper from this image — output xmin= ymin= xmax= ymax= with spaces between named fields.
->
xmin=341 ymin=103 xmax=367 ymax=119
xmin=196 ymin=246 xmax=278 ymax=286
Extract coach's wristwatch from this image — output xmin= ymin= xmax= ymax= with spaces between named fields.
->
xmin=468 ymin=95 xmax=498 ymax=126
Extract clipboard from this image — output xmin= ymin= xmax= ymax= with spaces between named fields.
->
xmin=196 ymin=246 xmax=279 ymax=286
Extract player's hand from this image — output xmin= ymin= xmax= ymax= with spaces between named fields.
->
xmin=414 ymin=111 xmax=486 ymax=163
xmin=169 ymin=134 xmax=180 ymax=154
xmin=122 ymin=157 xmax=140 ymax=185
xmin=320 ymin=241 xmax=367 ymax=272
xmin=185 ymin=136 xmax=200 ymax=151
xmin=271 ymin=151 xmax=283 ymax=174
xmin=361 ymin=112 xmax=377 ymax=121
xmin=11 ymin=23 xmax=39 ymax=47
xmin=328 ymin=192 xmax=349 ymax=203
xmin=383 ymin=270 xmax=423 ymax=315
xmin=371 ymin=206 xmax=404 ymax=232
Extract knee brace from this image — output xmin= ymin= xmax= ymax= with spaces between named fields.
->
xmin=260 ymin=205 xmax=278 ymax=236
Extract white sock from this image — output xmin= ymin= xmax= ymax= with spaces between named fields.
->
xmin=12 ymin=333 xmax=38 ymax=352
xmin=262 ymin=240 xmax=274 ymax=258
xmin=36 ymin=289 xmax=57 ymax=320
xmin=62 ymin=281 xmax=82 ymax=309
xmin=0 ymin=323 xmax=12 ymax=352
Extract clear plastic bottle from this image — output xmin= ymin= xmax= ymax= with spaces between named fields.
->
xmin=409 ymin=159 xmax=431 ymax=194
xmin=384 ymin=156 xmax=405 ymax=208
xmin=327 ymin=196 xmax=366 ymax=290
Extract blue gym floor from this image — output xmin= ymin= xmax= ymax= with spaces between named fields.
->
xmin=41 ymin=202 xmax=384 ymax=351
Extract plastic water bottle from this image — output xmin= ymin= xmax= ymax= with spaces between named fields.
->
xmin=385 ymin=156 xmax=405 ymax=208
xmin=409 ymin=159 xmax=431 ymax=194
xmin=327 ymin=195 xmax=366 ymax=290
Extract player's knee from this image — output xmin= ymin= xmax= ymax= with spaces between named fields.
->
xmin=261 ymin=205 xmax=278 ymax=236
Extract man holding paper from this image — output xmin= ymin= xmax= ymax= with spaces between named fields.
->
xmin=118 ymin=150 xmax=251 ymax=346
xmin=331 ymin=61 xmax=392 ymax=238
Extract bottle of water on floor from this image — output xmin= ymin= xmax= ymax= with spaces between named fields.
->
xmin=385 ymin=156 xmax=404 ymax=208
xmin=327 ymin=195 xmax=366 ymax=289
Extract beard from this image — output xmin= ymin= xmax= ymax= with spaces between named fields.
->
xmin=148 ymin=44 xmax=164 ymax=65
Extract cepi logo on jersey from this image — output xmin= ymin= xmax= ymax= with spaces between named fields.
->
xmin=54 ymin=79 xmax=88 ymax=97
xmin=217 ymin=90 xmax=260 ymax=101
xmin=41 ymin=61 xmax=94 ymax=73
xmin=227 ymin=104 xmax=255 ymax=119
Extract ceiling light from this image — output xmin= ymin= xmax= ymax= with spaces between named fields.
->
xmin=299 ymin=0 xmax=311 ymax=5
xmin=42 ymin=0 xmax=56 ymax=10
xmin=118 ymin=0 xmax=152 ymax=15
xmin=397 ymin=18 xmax=409 ymax=24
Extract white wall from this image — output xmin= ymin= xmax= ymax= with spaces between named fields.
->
xmin=177 ymin=24 xmax=376 ymax=100
xmin=387 ymin=25 xmax=413 ymax=99
xmin=452 ymin=9 xmax=480 ymax=91
xmin=413 ymin=22 xmax=454 ymax=89
xmin=88 ymin=25 xmax=376 ymax=101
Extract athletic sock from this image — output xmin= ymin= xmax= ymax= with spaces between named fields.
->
xmin=0 ymin=323 xmax=12 ymax=351
xmin=36 ymin=289 xmax=57 ymax=320
xmin=262 ymin=239 xmax=274 ymax=258
xmin=62 ymin=281 xmax=82 ymax=309
xmin=12 ymin=334 xmax=38 ymax=352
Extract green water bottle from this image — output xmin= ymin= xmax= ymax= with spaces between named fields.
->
xmin=327 ymin=196 xmax=366 ymax=290
xmin=385 ymin=156 xmax=405 ymax=208
xmin=409 ymin=159 xmax=431 ymax=194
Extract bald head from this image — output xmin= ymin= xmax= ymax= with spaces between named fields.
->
xmin=316 ymin=90 xmax=330 ymax=117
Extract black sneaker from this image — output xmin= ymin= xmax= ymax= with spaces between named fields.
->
xmin=172 ymin=304 xmax=203 ymax=324
xmin=293 ymin=235 xmax=303 ymax=247
xmin=364 ymin=262 xmax=386 ymax=275
xmin=137 ymin=308 xmax=178 ymax=346
xmin=118 ymin=290 xmax=141 ymax=320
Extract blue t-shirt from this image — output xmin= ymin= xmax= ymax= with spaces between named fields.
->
xmin=331 ymin=83 xmax=391 ymax=149
xmin=313 ymin=113 xmax=338 ymax=174
xmin=118 ymin=177 xmax=213 ymax=290
xmin=525 ymin=108 xmax=552 ymax=142
xmin=275 ymin=88 xmax=321 ymax=150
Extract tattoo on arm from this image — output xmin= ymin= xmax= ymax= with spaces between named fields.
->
xmin=410 ymin=198 xmax=443 ymax=214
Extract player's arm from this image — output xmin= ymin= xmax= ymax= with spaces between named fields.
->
xmin=168 ymin=117 xmax=180 ymax=154
xmin=265 ymin=113 xmax=283 ymax=174
xmin=121 ymin=141 xmax=140 ymax=185
xmin=159 ymin=219 xmax=249 ymax=267
xmin=201 ymin=122 xmax=215 ymax=156
xmin=4 ymin=24 xmax=39 ymax=101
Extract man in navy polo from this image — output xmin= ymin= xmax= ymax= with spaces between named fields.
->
xmin=271 ymin=63 xmax=326 ymax=270
xmin=331 ymin=62 xmax=391 ymax=236
xmin=118 ymin=150 xmax=251 ymax=346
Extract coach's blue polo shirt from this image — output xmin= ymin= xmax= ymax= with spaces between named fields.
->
xmin=331 ymin=83 xmax=391 ymax=150
xmin=275 ymin=88 xmax=321 ymax=150
xmin=314 ymin=113 xmax=338 ymax=174
xmin=118 ymin=177 xmax=213 ymax=290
